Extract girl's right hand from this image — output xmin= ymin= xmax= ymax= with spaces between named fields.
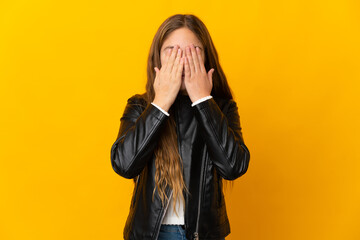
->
xmin=153 ymin=45 xmax=184 ymax=112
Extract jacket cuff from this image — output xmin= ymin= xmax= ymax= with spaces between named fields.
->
xmin=191 ymin=95 xmax=213 ymax=107
xmin=192 ymin=96 xmax=216 ymax=110
xmin=151 ymin=102 xmax=170 ymax=116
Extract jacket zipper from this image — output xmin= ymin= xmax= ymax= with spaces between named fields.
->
xmin=193 ymin=153 xmax=206 ymax=240
xmin=153 ymin=189 xmax=173 ymax=240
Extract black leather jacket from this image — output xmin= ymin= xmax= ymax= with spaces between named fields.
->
xmin=110 ymin=93 xmax=250 ymax=240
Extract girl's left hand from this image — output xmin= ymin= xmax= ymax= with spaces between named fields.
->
xmin=184 ymin=44 xmax=215 ymax=103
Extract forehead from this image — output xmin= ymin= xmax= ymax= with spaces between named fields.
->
xmin=161 ymin=27 xmax=203 ymax=50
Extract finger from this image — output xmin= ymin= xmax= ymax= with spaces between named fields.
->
xmin=184 ymin=54 xmax=190 ymax=79
xmin=190 ymin=44 xmax=199 ymax=73
xmin=186 ymin=46 xmax=195 ymax=75
xmin=165 ymin=45 xmax=179 ymax=73
xmin=176 ymin=56 xmax=185 ymax=79
xmin=154 ymin=67 xmax=159 ymax=86
xmin=162 ymin=48 xmax=172 ymax=70
xmin=208 ymin=68 xmax=214 ymax=86
xmin=196 ymin=46 xmax=206 ymax=73
xmin=154 ymin=67 xmax=159 ymax=76
xmin=173 ymin=48 xmax=182 ymax=77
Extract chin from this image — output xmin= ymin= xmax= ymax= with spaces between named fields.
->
xmin=179 ymin=86 xmax=187 ymax=95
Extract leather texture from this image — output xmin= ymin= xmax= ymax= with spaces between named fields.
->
xmin=110 ymin=93 xmax=250 ymax=240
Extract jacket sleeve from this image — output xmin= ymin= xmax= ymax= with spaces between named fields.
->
xmin=110 ymin=95 xmax=169 ymax=179
xmin=192 ymin=98 xmax=250 ymax=180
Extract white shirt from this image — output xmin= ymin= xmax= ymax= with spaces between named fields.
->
xmin=151 ymin=95 xmax=213 ymax=117
xmin=162 ymin=194 xmax=185 ymax=224
xmin=151 ymin=95 xmax=213 ymax=224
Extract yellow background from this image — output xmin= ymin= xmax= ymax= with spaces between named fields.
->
xmin=1 ymin=0 xmax=359 ymax=239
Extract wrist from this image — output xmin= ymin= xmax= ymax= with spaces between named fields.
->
xmin=191 ymin=94 xmax=212 ymax=104
xmin=152 ymin=98 xmax=170 ymax=112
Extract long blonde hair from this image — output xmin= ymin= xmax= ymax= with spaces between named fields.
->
xmin=137 ymin=14 xmax=235 ymax=216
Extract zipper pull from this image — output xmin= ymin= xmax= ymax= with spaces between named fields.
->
xmin=193 ymin=232 xmax=199 ymax=240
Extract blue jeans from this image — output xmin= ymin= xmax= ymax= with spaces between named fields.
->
xmin=157 ymin=224 xmax=225 ymax=240
xmin=157 ymin=224 xmax=186 ymax=240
